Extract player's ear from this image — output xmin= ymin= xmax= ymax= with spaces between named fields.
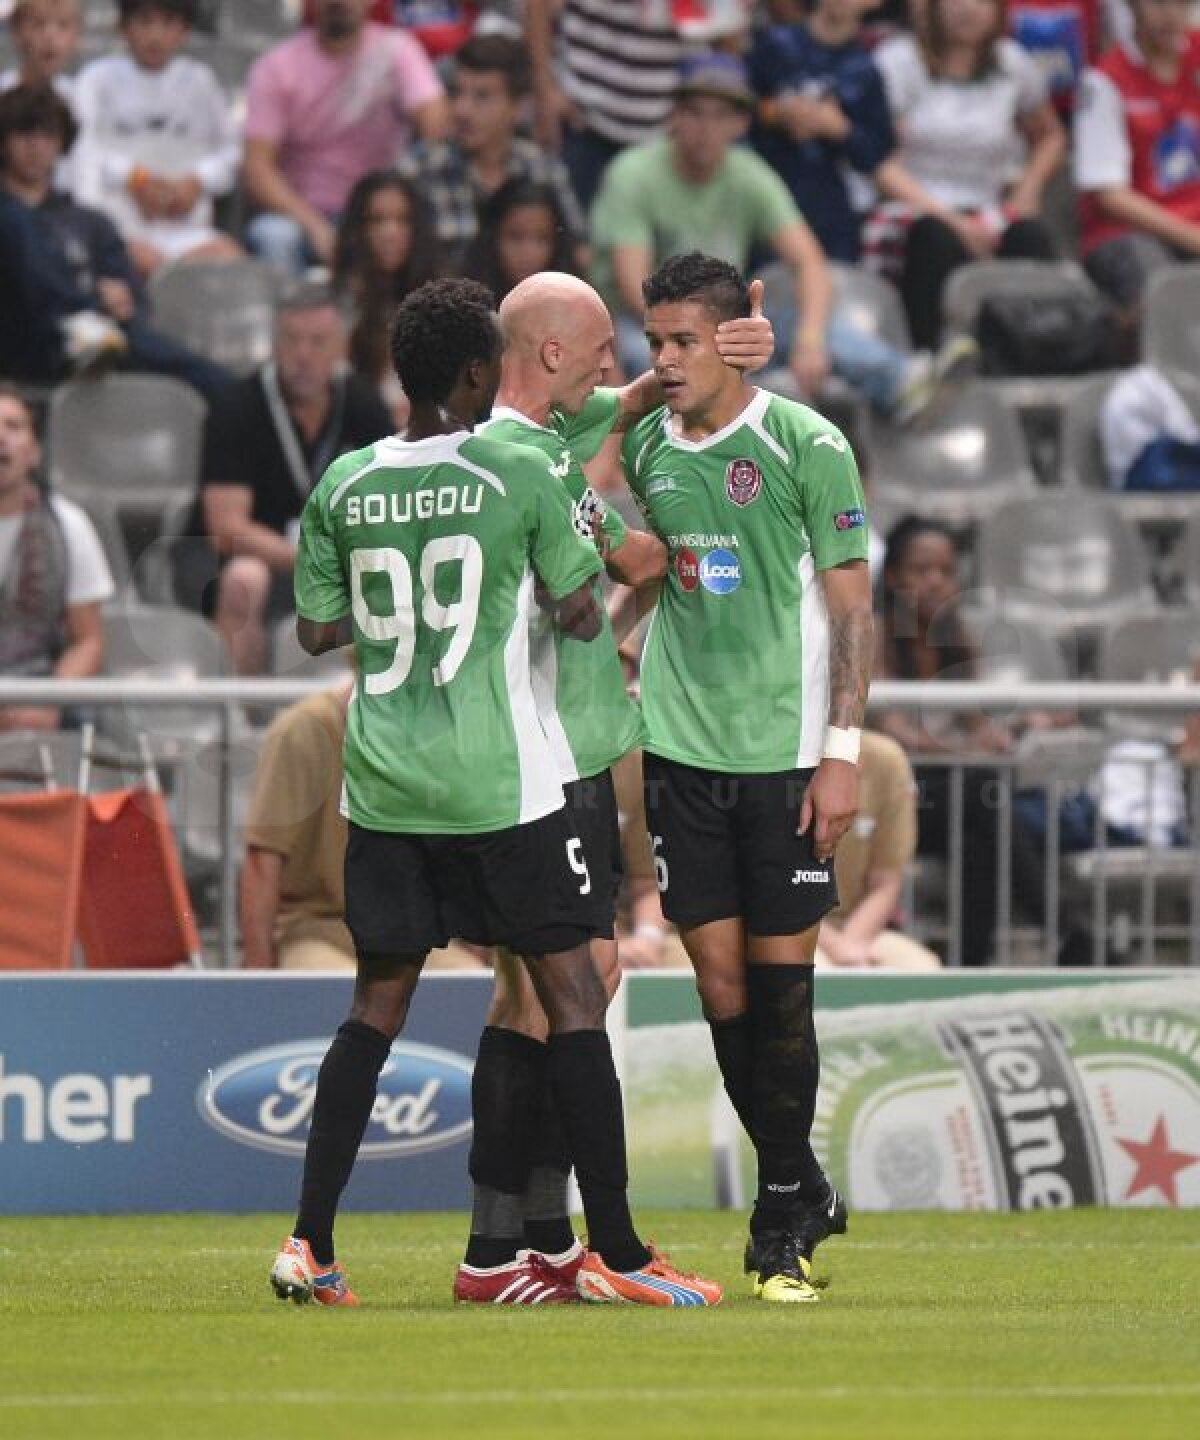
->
xmin=540 ymin=337 xmax=562 ymax=374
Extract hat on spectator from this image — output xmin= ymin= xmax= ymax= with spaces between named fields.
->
xmin=674 ymin=52 xmax=755 ymax=111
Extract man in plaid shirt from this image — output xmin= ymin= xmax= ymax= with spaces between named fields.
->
xmin=397 ymin=32 xmax=585 ymax=269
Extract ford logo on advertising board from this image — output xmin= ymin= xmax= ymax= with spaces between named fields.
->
xmin=198 ymin=1040 xmax=473 ymax=1159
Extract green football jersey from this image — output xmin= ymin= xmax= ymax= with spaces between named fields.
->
xmin=295 ymin=429 xmax=602 ymax=834
xmin=479 ymin=394 xmax=645 ymax=782
xmin=622 ymin=388 xmax=868 ymax=774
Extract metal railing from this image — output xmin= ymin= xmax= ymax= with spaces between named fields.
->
xmin=2 ymin=677 xmax=1199 ymax=969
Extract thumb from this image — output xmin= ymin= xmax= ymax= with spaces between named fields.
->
xmin=797 ymin=790 xmax=813 ymax=836
xmin=748 ymin=277 xmax=764 ymax=319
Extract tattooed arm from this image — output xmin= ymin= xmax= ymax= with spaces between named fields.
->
xmin=800 ymin=559 xmax=874 ymax=861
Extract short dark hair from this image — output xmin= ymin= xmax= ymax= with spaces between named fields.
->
xmin=390 ymin=278 xmax=499 ymax=404
xmin=276 ymin=280 xmax=342 ymax=321
xmin=642 ymin=252 xmax=750 ymax=323
xmin=117 ymin=0 xmax=193 ymax=24
xmin=454 ymin=33 xmax=531 ymax=98
xmin=0 ymin=82 xmax=78 ymax=155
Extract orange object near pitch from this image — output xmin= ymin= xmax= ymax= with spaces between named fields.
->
xmin=0 ymin=786 xmax=200 ymax=971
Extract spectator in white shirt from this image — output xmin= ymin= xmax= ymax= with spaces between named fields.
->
xmin=71 ymin=0 xmax=241 ymax=278
xmin=870 ymin=0 xmax=1065 ymax=348
xmin=0 ymin=385 xmax=114 ymax=732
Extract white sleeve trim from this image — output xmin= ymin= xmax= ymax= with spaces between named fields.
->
xmin=1074 ymin=68 xmax=1132 ymax=191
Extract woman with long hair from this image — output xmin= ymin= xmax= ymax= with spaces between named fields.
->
xmin=870 ymin=0 xmax=1065 ymax=348
xmin=462 ymin=179 xmax=580 ymax=302
xmin=875 ymin=515 xmax=1051 ymax=964
xmin=332 ymin=170 xmax=441 ymax=421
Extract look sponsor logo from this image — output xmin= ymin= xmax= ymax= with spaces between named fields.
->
xmin=700 ymin=548 xmax=742 ymax=595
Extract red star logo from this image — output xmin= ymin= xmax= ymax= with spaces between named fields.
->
xmin=1116 ymin=1115 xmax=1200 ymax=1206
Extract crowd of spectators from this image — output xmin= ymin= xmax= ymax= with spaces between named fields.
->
xmin=2 ymin=0 xmax=1200 ymax=967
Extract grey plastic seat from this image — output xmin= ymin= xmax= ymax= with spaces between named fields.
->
xmin=1101 ymin=612 xmax=1200 ymax=740
xmin=46 ymin=375 xmax=206 ymax=518
xmin=1187 ymin=514 xmax=1200 ymax=609
xmin=270 ymin=614 xmax=355 ymax=680
xmin=1060 ymin=369 xmax=1200 ymax=527
xmin=977 ymin=496 xmax=1155 ymax=641
xmin=101 ymin=602 xmax=228 ymax=758
xmin=0 ymin=728 xmax=142 ymax=795
xmin=1143 ymin=264 xmax=1200 ymax=375
xmin=972 ymin=611 xmax=1074 ymax=684
xmin=941 ymin=259 xmax=1097 ymax=338
xmin=872 ymin=380 xmax=1036 ymax=526
xmin=148 ymin=260 xmax=277 ymax=376
xmin=218 ymin=0 xmax=299 ymax=42
xmin=831 ymin=262 xmax=912 ymax=352
xmin=173 ymin=730 xmax=262 ymax=873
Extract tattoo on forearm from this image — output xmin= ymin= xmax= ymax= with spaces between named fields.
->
xmin=828 ymin=608 xmax=874 ymax=729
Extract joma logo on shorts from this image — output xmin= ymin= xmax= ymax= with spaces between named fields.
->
xmin=791 ymin=869 xmax=829 ymax=885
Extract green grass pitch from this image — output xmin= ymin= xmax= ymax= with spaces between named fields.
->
xmin=2 ymin=1209 xmax=1197 ymax=1440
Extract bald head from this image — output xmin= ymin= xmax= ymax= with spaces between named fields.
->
xmin=497 ymin=272 xmax=616 ymax=415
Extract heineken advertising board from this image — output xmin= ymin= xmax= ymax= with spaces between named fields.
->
xmin=623 ymin=972 xmax=1200 ymax=1213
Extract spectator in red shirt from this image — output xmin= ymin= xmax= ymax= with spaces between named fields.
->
xmin=1075 ymin=0 xmax=1200 ymax=314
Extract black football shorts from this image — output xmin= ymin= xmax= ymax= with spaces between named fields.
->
xmin=642 ymin=753 xmax=838 ymax=935
xmin=344 ymin=805 xmax=597 ymax=960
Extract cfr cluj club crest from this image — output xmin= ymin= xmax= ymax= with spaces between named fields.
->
xmin=725 ymin=457 xmax=762 ymax=507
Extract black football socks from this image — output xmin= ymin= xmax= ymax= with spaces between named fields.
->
xmin=294 ymin=1018 xmax=392 ymax=1265
xmin=547 ymin=1029 xmax=651 ymax=1272
xmin=706 ymin=1010 xmax=755 ymax=1138
xmin=464 ymin=1026 xmax=545 ymax=1268
xmin=522 ymin=1073 xmax=576 ymax=1257
xmin=746 ymin=963 xmax=827 ymax=1233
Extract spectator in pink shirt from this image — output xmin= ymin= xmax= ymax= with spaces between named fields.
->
xmin=243 ymin=0 xmax=450 ymax=274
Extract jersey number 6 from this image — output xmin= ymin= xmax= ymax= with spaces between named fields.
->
xmin=350 ymin=536 xmax=484 ymax=695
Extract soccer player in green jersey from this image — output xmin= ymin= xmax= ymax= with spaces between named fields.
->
xmin=622 ymin=253 xmax=875 ymax=1304
xmin=456 ymin=270 xmax=774 ymax=1301
xmin=270 ymin=278 xmax=721 ymax=1309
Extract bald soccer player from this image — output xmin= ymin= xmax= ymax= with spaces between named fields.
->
xmin=452 ymin=271 xmax=774 ymax=1302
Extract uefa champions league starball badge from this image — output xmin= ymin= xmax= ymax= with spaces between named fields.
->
xmin=725 ymin=457 xmax=762 ymax=507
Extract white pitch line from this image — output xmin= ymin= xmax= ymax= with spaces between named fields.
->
xmin=3 ymin=1383 xmax=1199 ymax=1410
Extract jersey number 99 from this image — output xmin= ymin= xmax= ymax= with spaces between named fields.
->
xmin=350 ymin=536 xmax=484 ymax=695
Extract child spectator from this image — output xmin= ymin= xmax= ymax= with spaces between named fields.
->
xmin=749 ymin=0 xmax=895 ymax=263
xmin=870 ymin=0 xmax=1064 ymax=348
xmin=1075 ymin=0 xmax=1200 ymax=317
xmin=1008 ymin=0 xmax=1103 ymax=113
xmin=463 ymin=178 xmax=580 ymax=301
xmin=71 ymin=0 xmax=241 ymax=278
xmin=0 ymin=83 xmax=230 ymax=398
xmin=0 ymin=0 xmax=80 ymax=99
xmin=332 ymin=169 xmax=440 ymax=421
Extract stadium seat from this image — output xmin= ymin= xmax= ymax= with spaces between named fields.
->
xmin=971 ymin=610 xmax=1075 ymax=684
xmin=219 ymin=0 xmax=301 ymax=42
xmin=831 ymin=262 xmax=912 ymax=352
xmin=976 ymin=495 xmax=1155 ymax=646
xmin=270 ymin=614 xmax=354 ymax=679
xmin=940 ymin=258 xmax=1098 ymax=339
xmin=46 ymin=374 xmax=206 ymax=519
xmin=172 ymin=730 xmax=262 ymax=876
xmin=100 ymin=602 xmax=228 ymax=759
xmin=0 ymin=728 xmax=132 ymax=796
xmin=1100 ymin=612 xmax=1200 ymax=741
xmin=871 ymin=381 xmax=1036 ymax=527
xmin=148 ymin=259 xmax=277 ymax=376
xmin=1059 ymin=370 xmax=1200 ymax=528
xmin=1143 ymin=264 xmax=1200 ymax=376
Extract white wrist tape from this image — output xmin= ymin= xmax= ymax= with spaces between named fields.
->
xmin=823 ymin=725 xmax=862 ymax=764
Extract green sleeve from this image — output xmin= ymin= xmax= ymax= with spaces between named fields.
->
xmin=741 ymin=150 xmax=804 ymax=242
xmin=601 ymin=503 xmax=627 ymax=550
xmin=294 ymin=480 xmax=349 ymax=622
xmin=555 ymin=388 xmax=621 ymax=463
xmin=799 ymin=428 xmax=869 ymax=570
xmin=526 ymin=459 xmax=604 ymax=600
xmin=590 ymin=151 xmax=653 ymax=251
